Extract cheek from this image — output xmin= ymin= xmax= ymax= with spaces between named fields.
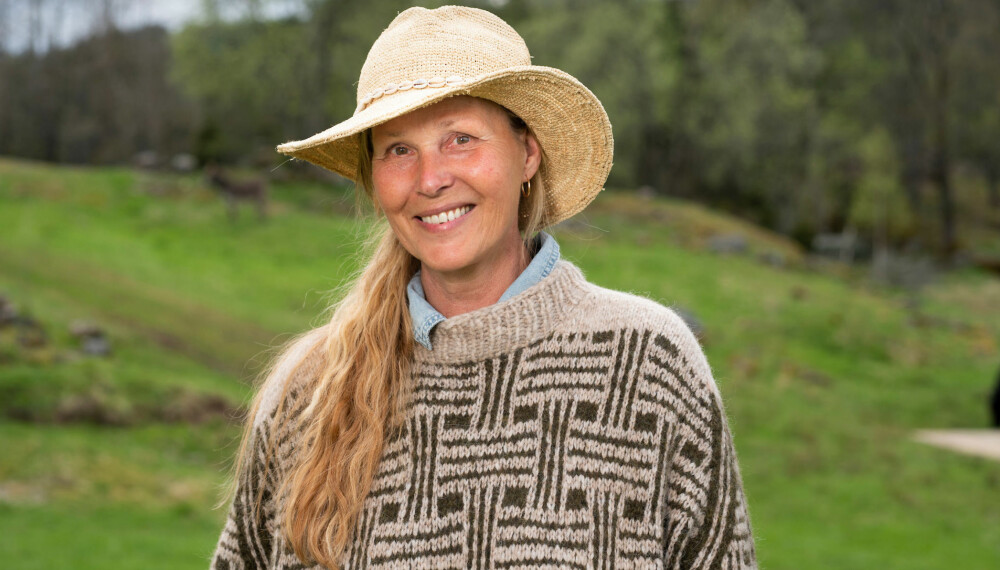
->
xmin=372 ymin=166 xmax=407 ymax=213
xmin=462 ymin=151 xmax=519 ymax=200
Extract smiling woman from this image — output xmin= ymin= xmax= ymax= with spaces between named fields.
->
xmin=211 ymin=6 xmax=756 ymax=570
xmin=370 ymin=96 xmax=540 ymax=317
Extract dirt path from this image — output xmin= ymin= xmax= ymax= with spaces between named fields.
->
xmin=913 ymin=429 xmax=1000 ymax=462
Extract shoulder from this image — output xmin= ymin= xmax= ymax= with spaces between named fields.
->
xmin=564 ymin=263 xmax=719 ymax=398
xmin=252 ymin=325 xmax=329 ymax=430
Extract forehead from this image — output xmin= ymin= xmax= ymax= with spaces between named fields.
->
xmin=371 ymin=96 xmax=508 ymax=139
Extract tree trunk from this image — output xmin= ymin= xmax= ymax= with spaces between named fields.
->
xmin=929 ymin=15 xmax=957 ymax=258
xmin=308 ymin=2 xmax=337 ymax=134
xmin=661 ymin=0 xmax=698 ymax=197
xmin=988 ymin=167 xmax=1000 ymax=210
xmin=899 ymin=137 xmax=925 ymax=213
xmin=930 ymin=94 xmax=956 ymax=257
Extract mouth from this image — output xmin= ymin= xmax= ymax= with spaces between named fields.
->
xmin=417 ymin=205 xmax=473 ymax=225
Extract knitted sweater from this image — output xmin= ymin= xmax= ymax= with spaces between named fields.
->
xmin=211 ymin=261 xmax=757 ymax=569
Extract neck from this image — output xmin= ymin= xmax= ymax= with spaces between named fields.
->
xmin=414 ymin=261 xmax=590 ymax=363
xmin=420 ymin=241 xmax=529 ymax=318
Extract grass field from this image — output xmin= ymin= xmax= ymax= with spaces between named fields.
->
xmin=1 ymin=157 xmax=998 ymax=569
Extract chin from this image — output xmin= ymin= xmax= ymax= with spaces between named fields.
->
xmin=417 ymin=248 xmax=479 ymax=275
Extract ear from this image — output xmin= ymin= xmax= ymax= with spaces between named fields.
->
xmin=522 ymin=131 xmax=541 ymax=182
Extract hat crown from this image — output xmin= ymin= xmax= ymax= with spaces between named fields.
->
xmin=357 ymin=6 xmax=531 ymax=109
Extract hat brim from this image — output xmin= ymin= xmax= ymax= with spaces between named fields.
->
xmin=276 ymin=66 xmax=613 ymax=227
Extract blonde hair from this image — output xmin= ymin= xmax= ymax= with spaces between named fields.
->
xmin=229 ymin=98 xmax=548 ymax=569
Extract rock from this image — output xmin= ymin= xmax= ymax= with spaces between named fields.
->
xmin=672 ymin=306 xmax=706 ymax=341
xmin=812 ymin=231 xmax=859 ymax=262
xmin=158 ymin=391 xmax=237 ymax=424
xmin=14 ymin=316 xmax=47 ymax=348
xmin=871 ymin=251 xmax=936 ymax=290
xmin=0 ymin=298 xmax=49 ymax=358
xmin=0 ymin=294 xmax=18 ymax=326
xmin=133 ymin=150 xmax=159 ymax=169
xmin=170 ymin=153 xmax=197 ymax=172
xmin=80 ymin=335 xmax=111 ymax=357
xmin=69 ymin=320 xmax=111 ymax=357
xmin=54 ymin=393 xmax=129 ymax=426
xmin=69 ymin=320 xmax=102 ymax=337
xmin=758 ymin=250 xmax=786 ymax=268
xmin=707 ymin=233 xmax=748 ymax=255
xmin=0 ymin=481 xmax=46 ymax=506
xmin=637 ymin=185 xmax=657 ymax=200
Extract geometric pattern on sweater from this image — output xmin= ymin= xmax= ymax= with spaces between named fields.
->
xmin=211 ymin=261 xmax=757 ymax=569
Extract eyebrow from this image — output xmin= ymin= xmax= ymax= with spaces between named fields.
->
xmin=377 ymin=117 xmax=466 ymax=140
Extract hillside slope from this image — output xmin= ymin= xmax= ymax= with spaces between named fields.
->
xmin=0 ymin=158 xmax=997 ymax=569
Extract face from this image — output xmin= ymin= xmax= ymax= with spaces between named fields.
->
xmin=371 ymin=96 xmax=541 ymax=280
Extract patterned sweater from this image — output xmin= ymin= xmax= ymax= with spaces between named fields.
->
xmin=211 ymin=261 xmax=757 ymax=569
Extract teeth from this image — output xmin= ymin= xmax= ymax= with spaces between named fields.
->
xmin=421 ymin=206 xmax=470 ymax=225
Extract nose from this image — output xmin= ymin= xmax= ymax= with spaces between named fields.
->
xmin=416 ymin=149 xmax=453 ymax=197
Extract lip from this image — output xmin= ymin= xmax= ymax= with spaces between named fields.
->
xmin=414 ymin=204 xmax=475 ymax=231
xmin=413 ymin=204 xmax=476 ymax=234
xmin=414 ymin=203 xmax=475 ymax=219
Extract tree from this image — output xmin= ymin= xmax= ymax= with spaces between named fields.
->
xmin=674 ymin=0 xmax=820 ymax=232
xmin=848 ymin=128 xmax=915 ymax=251
xmin=951 ymin=0 xmax=1000 ymax=211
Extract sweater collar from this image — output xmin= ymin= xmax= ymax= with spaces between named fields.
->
xmin=413 ymin=260 xmax=592 ymax=364
xmin=406 ymin=232 xmax=561 ymax=350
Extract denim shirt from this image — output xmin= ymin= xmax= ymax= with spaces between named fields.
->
xmin=406 ymin=231 xmax=561 ymax=350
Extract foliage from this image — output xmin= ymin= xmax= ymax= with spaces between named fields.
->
xmin=681 ymin=0 xmax=820 ymax=232
xmin=171 ymin=17 xmax=316 ymax=165
xmin=848 ymin=128 xmax=915 ymax=246
xmin=0 ymin=26 xmax=195 ymax=164
xmin=510 ymin=0 xmax=678 ymax=190
xmin=2 ymin=0 xmax=1000 ymax=254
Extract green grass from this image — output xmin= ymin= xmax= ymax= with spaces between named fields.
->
xmin=559 ymin=206 xmax=1000 ymax=569
xmin=0 ymin=504 xmax=222 ymax=570
xmin=0 ymin=421 xmax=236 ymax=569
xmin=1 ymin=157 xmax=998 ymax=569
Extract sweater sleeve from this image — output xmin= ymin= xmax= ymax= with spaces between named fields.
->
xmin=662 ymin=392 xmax=757 ymax=569
xmin=209 ymin=329 xmax=325 ymax=570
xmin=659 ymin=319 xmax=757 ymax=569
xmin=210 ymin=417 xmax=280 ymax=570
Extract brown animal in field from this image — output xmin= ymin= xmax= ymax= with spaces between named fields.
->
xmin=205 ymin=165 xmax=268 ymax=222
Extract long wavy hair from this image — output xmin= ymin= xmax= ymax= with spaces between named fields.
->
xmin=228 ymin=100 xmax=548 ymax=569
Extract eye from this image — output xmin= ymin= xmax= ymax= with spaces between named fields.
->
xmin=390 ymin=145 xmax=410 ymax=156
xmin=455 ymin=135 xmax=471 ymax=145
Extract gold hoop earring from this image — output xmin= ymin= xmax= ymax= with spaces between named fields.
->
xmin=521 ymin=179 xmax=531 ymax=198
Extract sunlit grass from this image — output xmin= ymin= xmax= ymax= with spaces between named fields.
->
xmin=0 ymin=158 xmax=997 ymax=569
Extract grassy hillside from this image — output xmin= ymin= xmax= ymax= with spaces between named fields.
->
xmin=1 ymin=158 xmax=997 ymax=569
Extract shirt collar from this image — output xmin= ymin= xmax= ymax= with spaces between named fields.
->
xmin=406 ymin=231 xmax=561 ymax=350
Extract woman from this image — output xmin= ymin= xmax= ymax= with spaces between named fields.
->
xmin=212 ymin=6 xmax=756 ymax=569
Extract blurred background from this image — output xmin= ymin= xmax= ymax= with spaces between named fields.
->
xmin=1 ymin=0 xmax=998 ymax=568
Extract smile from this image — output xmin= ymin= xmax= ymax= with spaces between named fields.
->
xmin=418 ymin=206 xmax=472 ymax=225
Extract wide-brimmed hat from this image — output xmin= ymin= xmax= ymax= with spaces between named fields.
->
xmin=276 ymin=5 xmax=613 ymax=226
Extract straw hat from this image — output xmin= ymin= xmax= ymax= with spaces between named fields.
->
xmin=276 ymin=5 xmax=613 ymax=226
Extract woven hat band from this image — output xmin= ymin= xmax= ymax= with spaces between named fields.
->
xmin=356 ymin=6 xmax=531 ymax=111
